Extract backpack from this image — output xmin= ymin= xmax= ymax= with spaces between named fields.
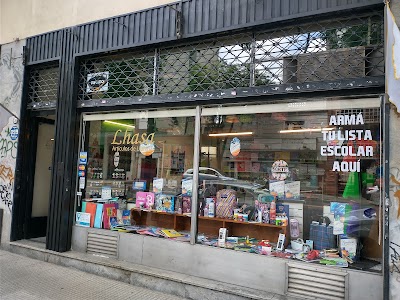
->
xmin=216 ymin=189 xmax=237 ymax=218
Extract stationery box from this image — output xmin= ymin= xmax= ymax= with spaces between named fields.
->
xmin=269 ymin=181 xmax=285 ymax=199
xmin=136 ymin=192 xmax=155 ymax=209
xmin=136 ymin=192 xmax=147 ymax=208
xmin=339 ymin=235 xmax=359 ymax=261
xmin=182 ymin=196 xmax=191 ymax=213
xmin=181 ymin=179 xmax=193 ymax=196
xmin=155 ymin=194 xmax=175 ymax=213
xmin=153 ymin=178 xmax=164 ymax=193
xmin=309 ymin=222 xmax=336 ymax=250
xmin=284 ymin=181 xmax=300 ymax=200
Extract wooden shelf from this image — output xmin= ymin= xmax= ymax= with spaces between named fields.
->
xmin=130 ymin=208 xmax=287 ymax=243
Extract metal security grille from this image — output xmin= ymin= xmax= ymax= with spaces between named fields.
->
xmin=78 ymin=9 xmax=383 ymax=101
xmin=338 ymin=108 xmax=380 ymax=123
xmin=286 ymin=263 xmax=348 ymax=300
xmin=87 ymin=231 xmax=118 ymax=258
xmin=78 ymin=51 xmax=154 ymax=101
xmin=27 ymin=65 xmax=59 ymax=109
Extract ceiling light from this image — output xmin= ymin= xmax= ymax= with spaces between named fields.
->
xmin=209 ymin=132 xmax=253 ymax=137
xmin=104 ymin=120 xmax=135 ymax=129
xmin=279 ymin=128 xmax=334 ymax=133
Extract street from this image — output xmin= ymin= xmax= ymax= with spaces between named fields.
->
xmin=0 ymin=250 xmax=184 ymax=300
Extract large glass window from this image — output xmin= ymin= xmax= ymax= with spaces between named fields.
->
xmin=197 ymin=98 xmax=382 ymax=271
xmin=76 ymin=98 xmax=383 ymax=272
xmin=79 ymin=109 xmax=195 ymax=242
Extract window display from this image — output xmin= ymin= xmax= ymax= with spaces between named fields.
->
xmin=76 ymin=98 xmax=383 ymax=272
xmin=79 ymin=110 xmax=196 ymax=242
xmin=196 ymin=99 xmax=382 ymax=271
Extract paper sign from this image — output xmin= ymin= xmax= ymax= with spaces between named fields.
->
xmin=76 ymin=212 xmax=90 ymax=227
xmin=133 ymin=181 xmax=146 ymax=191
xmin=102 ymin=186 xmax=112 ymax=199
xmin=79 ymin=177 xmax=85 ymax=189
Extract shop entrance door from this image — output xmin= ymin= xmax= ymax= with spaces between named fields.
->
xmin=24 ymin=117 xmax=55 ymax=240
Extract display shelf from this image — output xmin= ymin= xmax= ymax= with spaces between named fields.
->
xmin=130 ymin=208 xmax=287 ymax=243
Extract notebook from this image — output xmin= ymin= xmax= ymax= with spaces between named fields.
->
xmin=94 ymin=203 xmax=104 ymax=228
xmin=85 ymin=202 xmax=97 ymax=228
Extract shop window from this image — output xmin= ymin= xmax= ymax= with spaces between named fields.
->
xmin=76 ymin=99 xmax=382 ymax=273
xmin=78 ymin=109 xmax=195 ymax=242
xmin=196 ymin=99 xmax=382 ymax=272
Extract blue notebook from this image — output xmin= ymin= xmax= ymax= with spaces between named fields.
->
xmin=94 ymin=203 xmax=104 ymax=228
xmin=81 ymin=201 xmax=87 ymax=212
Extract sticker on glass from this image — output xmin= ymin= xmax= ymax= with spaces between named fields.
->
xmin=113 ymin=151 xmax=120 ymax=168
xmin=230 ymin=138 xmax=241 ymax=157
xmin=271 ymin=160 xmax=289 ymax=181
xmin=140 ymin=142 xmax=155 ymax=156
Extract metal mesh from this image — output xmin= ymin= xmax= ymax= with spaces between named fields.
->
xmin=78 ymin=9 xmax=383 ymax=101
xmin=28 ymin=65 xmax=59 ymax=108
xmin=255 ymin=13 xmax=384 ymax=84
xmin=78 ymin=51 xmax=154 ymax=101
xmin=338 ymin=108 xmax=380 ymax=123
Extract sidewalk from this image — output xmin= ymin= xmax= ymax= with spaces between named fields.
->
xmin=0 ymin=250 xmax=184 ymax=300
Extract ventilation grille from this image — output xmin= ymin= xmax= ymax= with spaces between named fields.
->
xmin=87 ymin=231 xmax=118 ymax=258
xmin=286 ymin=263 xmax=348 ymax=300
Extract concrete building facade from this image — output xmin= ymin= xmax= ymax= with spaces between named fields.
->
xmin=1 ymin=0 xmax=400 ymax=299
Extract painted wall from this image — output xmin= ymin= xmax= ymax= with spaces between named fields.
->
xmin=0 ymin=40 xmax=24 ymax=244
xmin=0 ymin=0 xmax=177 ymax=45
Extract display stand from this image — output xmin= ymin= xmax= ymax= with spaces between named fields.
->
xmin=130 ymin=208 xmax=287 ymax=243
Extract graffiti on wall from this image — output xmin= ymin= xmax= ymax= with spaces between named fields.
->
xmin=0 ymin=126 xmax=18 ymax=159
xmin=390 ymin=167 xmax=400 ymax=218
xmin=0 ymin=107 xmax=18 ymax=213
xmin=0 ymin=164 xmax=14 ymax=212
xmin=0 ymin=48 xmax=23 ymax=108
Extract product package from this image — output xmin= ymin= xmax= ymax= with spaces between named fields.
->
xmin=135 ymin=192 xmax=155 ymax=209
xmin=269 ymin=181 xmax=285 ymax=199
xmin=153 ymin=178 xmax=164 ymax=193
xmin=182 ymin=196 xmax=191 ymax=213
xmin=216 ymin=189 xmax=237 ymax=218
xmin=309 ymin=222 xmax=336 ymax=250
xmin=284 ymin=181 xmax=301 ymax=200
xmin=339 ymin=235 xmax=359 ymax=261
xmin=155 ymin=194 xmax=175 ymax=212
xmin=181 ymin=179 xmax=193 ymax=196
xmin=102 ymin=203 xmax=118 ymax=229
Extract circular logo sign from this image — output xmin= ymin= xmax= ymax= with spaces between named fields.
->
xmin=230 ymin=137 xmax=241 ymax=157
xmin=140 ymin=142 xmax=155 ymax=156
xmin=87 ymin=72 xmax=109 ymax=93
xmin=271 ymin=160 xmax=289 ymax=180
xmin=10 ymin=126 xmax=19 ymax=141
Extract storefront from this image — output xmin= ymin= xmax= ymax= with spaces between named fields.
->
xmin=11 ymin=0 xmax=387 ymax=299
xmin=71 ymin=96 xmax=384 ymax=298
